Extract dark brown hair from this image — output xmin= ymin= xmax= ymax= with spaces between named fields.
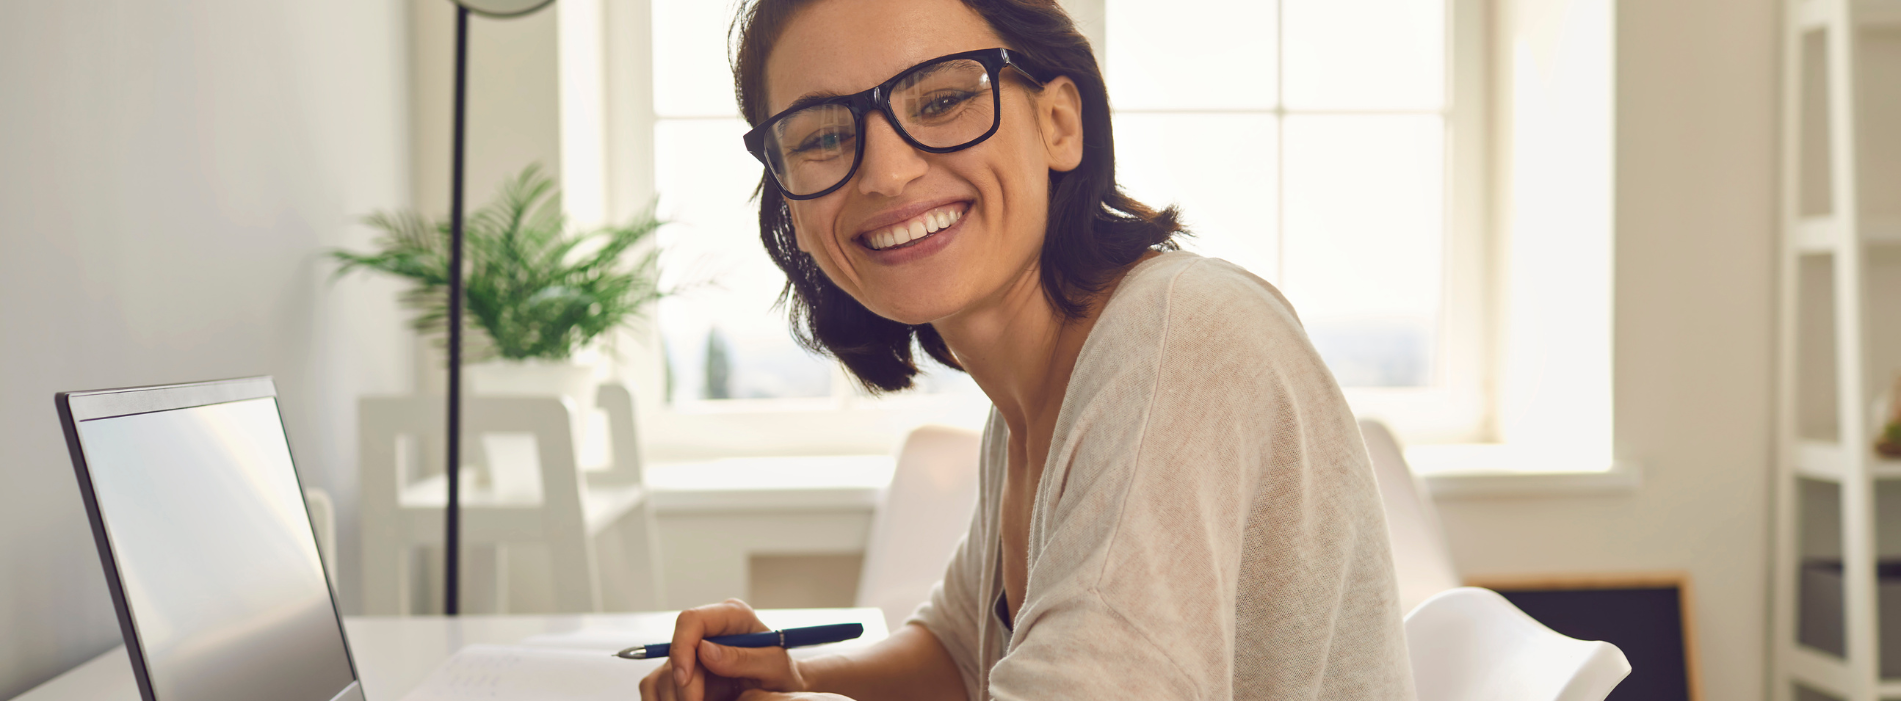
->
xmin=731 ymin=0 xmax=1184 ymax=393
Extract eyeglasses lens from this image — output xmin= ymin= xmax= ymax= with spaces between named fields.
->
xmin=766 ymin=59 xmax=996 ymax=197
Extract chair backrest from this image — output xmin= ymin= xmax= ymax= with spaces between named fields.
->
xmin=304 ymin=487 xmax=337 ymax=583
xmin=591 ymin=382 xmax=644 ymax=487
xmin=1360 ymin=418 xmax=1461 ymax=613
xmin=358 ymin=394 xmax=600 ymax=614
xmin=1406 ymin=587 xmax=1632 ymax=701
xmin=856 ymin=425 xmax=982 ymax=631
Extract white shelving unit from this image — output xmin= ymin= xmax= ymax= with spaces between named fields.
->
xmin=1774 ymin=0 xmax=1901 ymax=699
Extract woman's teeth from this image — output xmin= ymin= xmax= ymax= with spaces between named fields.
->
xmin=868 ymin=206 xmax=962 ymax=250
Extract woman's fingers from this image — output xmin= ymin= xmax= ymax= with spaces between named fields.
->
xmin=639 ymin=662 xmax=676 ymax=701
xmin=669 ymin=600 xmax=771 ymax=701
xmin=697 ymin=640 xmax=800 ymax=689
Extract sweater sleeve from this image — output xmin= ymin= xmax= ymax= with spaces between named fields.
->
xmin=989 ymin=259 xmax=1413 ymax=700
xmin=904 ymin=412 xmax=1006 ymax=699
xmin=907 ymin=535 xmax=984 ymax=697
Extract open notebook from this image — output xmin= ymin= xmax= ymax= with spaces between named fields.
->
xmin=403 ymin=611 xmax=882 ymax=701
xmin=402 ymin=645 xmax=645 ymax=701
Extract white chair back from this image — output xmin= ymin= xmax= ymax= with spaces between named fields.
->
xmin=358 ymin=394 xmax=602 ymax=615
xmin=304 ymin=487 xmax=337 ymax=583
xmin=856 ymin=425 xmax=981 ymax=631
xmin=1405 ymin=587 xmax=1632 ymax=701
xmin=591 ymin=382 xmax=644 ymax=487
xmin=1360 ymin=418 xmax=1461 ymax=613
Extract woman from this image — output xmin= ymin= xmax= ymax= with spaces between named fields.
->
xmin=639 ymin=0 xmax=1413 ymax=698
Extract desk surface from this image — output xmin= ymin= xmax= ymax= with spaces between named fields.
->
xmin=11 ymin=608 xmax=888 ymax=701
xmin=645 ymin=456 xmax=895 ymax=512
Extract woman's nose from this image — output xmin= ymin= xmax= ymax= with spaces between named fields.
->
xmin=855 ymin=112 xmax=928 ymax=197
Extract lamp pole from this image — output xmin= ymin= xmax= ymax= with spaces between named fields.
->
xmin=443 ymin=0 xmax=555 ymax=617
xmin=444 ymin=2 xmax=471 ymax=617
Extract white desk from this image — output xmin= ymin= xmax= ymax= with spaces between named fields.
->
xmin=9 ymin=608 xmax=887 ymax=701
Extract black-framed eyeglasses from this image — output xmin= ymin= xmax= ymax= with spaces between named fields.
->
xmin=742 ymin=47 xmax=1050 ymax=200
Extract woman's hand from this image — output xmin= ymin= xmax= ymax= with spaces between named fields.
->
xmin=637 ymin=599 xmax=812 ymax=701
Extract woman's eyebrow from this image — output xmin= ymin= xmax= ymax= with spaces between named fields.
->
xmin=781 ymin=90 xmax=845 ymax=115
xmin=903 ymin=60 xmax=959 ymax=83
xmin=774 ymin=58 xmax=960 ymax=116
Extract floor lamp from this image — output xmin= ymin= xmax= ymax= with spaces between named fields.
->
xmin=442 ymin=0 xmax=555 ymax=616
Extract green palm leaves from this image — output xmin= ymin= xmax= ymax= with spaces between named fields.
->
xmin=331 ymin=165 xmax=665 ymax=361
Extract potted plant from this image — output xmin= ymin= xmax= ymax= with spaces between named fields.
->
xmin=330 ymin=164 xmax=666 ymax=407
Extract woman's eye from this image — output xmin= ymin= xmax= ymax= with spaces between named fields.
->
xmin=916 ymin=90 xmax=976 ymax=118
xmin=790 ymin=130 xmax=852 ymax=156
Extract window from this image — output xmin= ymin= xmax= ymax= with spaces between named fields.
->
xmin=624 ymin=0 xmax=1494 ymax=458
xmin=1103 ymin=0 xmax=1490 ymax=442
xmin=650 ymin=0 xmax=835 ymax=404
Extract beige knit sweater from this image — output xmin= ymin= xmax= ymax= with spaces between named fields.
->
xmin=908 ymin=252 xmax=1415 ymax=700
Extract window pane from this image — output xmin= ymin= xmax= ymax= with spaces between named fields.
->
xmin=1113 ymin=113 xmax=1278 ymax=281
xmin=652 ymin=0 xmax=740 ymax=118
xmin=1105 ymin=0 xmax=1276 ymax=111
xmin=655 ymin=118 xmax=833 ymax=401
xmin=1281 ymin=115 xmax=1443 ymax=387
xmin=1283 ymin=0 xmax=1444 ymax=110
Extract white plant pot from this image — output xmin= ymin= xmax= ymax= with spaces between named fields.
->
xmin=466 ymin=358 xmax=599 ymax=409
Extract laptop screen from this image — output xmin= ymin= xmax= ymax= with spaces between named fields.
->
xmin=72 ymin=394 xmax=358 ymax=701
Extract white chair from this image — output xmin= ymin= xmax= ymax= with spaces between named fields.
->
xmin=591 ymin=382 xmax=644 ymax=487
xmin=1405 ymin=587 xmax=1632 ymax=701
xmin=358 ymin=384 xmax=662 ymax=615
xmin=1360 ymin=418 xmax=1461 ymax=614
xmin=855 ymin=425 xmax=981 ymax=631
xmin=304 ymin=487 xmax=338 ymax=583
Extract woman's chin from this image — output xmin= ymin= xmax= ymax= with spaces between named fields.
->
xmin=872 ymin=304 xmax=953 ymax=328
xmin=860 ymin=292 xmax=965 ymax=327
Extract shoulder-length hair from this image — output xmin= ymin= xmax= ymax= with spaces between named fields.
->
xmin=731 ymin=0 xmax=1184 ymax=393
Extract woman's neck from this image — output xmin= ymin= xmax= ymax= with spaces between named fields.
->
xmin=933 ymin=251 xmax=1157 ymax=441
xmin=935 ymin=272 xmax=1091 ymax=442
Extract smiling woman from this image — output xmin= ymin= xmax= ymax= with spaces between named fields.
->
xmin=738 ymin=0 xmax=1185 ymax=394
xmin=636 ymin=1 xmax=1415 ymax=700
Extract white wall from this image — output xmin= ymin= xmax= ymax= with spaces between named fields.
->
xmin=0 ymin=1 xmax=413 ymax=697
xmin=1437 ymin=0 xmax=1780 ymax=697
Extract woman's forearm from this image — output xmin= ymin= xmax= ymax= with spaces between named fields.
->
xmin=798 ymin=623 xmax=967 ymax=701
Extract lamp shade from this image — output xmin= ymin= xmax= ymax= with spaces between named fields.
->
xmin=454 ymin=0 xmax=555 ymax=18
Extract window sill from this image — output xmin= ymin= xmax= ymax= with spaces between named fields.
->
xmin=1406 ymin=443 xmax=1642 ymax=498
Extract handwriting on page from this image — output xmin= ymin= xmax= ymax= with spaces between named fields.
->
xmin=400 ymin=645 xmax=659 ymax=701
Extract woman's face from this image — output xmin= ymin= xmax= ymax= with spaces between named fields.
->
xmin=764 ymin=0 xmax=1082 ymax=327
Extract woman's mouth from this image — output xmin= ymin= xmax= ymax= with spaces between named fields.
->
xmin=860 ymin=204 xmax=965 ymax=251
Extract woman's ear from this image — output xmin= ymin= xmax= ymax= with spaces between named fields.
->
xmin=1037 ymin=76 xmax=1085 ymax=173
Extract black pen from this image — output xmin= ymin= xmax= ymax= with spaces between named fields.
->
xmin=613 ymin=623 xmax=865 ymax=660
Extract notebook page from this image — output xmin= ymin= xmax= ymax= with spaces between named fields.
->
xmin=399 ymin=644 xmax=658 ymax=701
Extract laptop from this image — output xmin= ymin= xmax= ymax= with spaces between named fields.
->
xmin=56 ymin=377 xmax=365 ymax=701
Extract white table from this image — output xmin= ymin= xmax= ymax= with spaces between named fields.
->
xmin=9 ymin=608 xmax=887 ymax=701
